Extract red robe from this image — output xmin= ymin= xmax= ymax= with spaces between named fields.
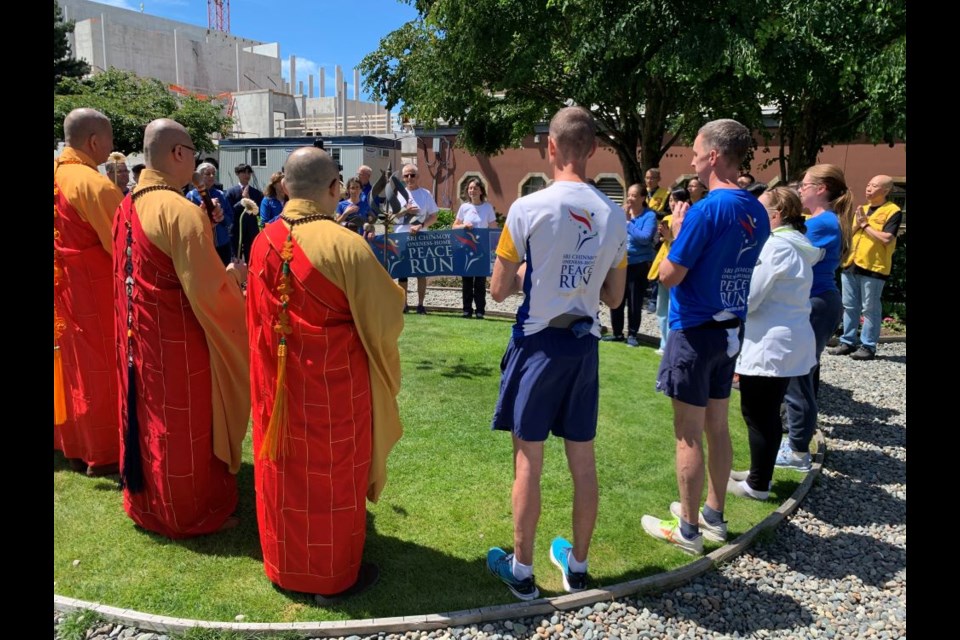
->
xmin=54 ymin=152 xmax=122 ymax=469
xmin=113 ymin=193 xmax=237 ymax=539
xmin=248 ymin=219 xmax=375 ymax=594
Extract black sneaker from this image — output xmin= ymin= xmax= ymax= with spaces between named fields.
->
xmin=601 ymin=335 xmax=625 ymax=342
xmin=403 ymin=304 xmax=410 ymax=314
xmin=462 ymin=311 xmax=472 ymax=318
xmin=850 ymin=346 xmax=876 ymax=361
xmin=416 ymin=305 xmax=427 ymax=315
xmin=314 ymin=562 xmax=380 ymax=605
xmin=827 ymin=342 xmax=856 ymax=356
xmin=475 ymin=312 xmax=485 ymax=320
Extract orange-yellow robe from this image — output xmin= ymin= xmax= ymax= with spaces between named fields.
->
xmin=247 ymin=199 xmax=403 ymax=594
xmin=54 ymin=147 xmax=124 ymax=470
xmin=113 ymin=168 xmax=249 ymax=539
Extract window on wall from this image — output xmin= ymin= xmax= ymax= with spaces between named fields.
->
xmin=595 ymin=177 xmax=625 ymax=204
xmin=330 ymin=147 xmax=341 ymax=166
xmin=250 ymin=148 xmax=267 ymax=167
xmin=889 ymin=179 xmax=906 ymax=216
xmin=520 ymin=175 xmax=547 ymax=196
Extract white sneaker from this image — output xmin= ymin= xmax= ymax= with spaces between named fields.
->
xmin=655 ymin=348 xmax=665 ymax=356
xmin=775 ymin=448 xmax=812 ymax=472
xmin=641 ymin=514 xmax=703 ymax=555
xmin=727 ymin=478 xmax=769 ymax=501
xmin=730 ymin=470 xmax=772 ymax=490
xmin=669 ymin=502 xmax=727 ymax=543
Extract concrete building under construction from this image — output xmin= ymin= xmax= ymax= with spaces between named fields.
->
xmin=58 ymin=0 xmax=395 ymax=139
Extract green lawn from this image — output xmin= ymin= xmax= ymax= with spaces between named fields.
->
xmin=54 ymin=312 xmax=804 ymax=623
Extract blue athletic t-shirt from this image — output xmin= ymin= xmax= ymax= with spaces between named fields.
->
xmin=804 ymin=211 xmax=842 ymax=297
xmin=666 ymin=188 xmax=770 ymax=330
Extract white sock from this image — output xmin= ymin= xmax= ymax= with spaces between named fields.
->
xmin=567 ymin=550 xmax=588 ymax=573
xmin=511 ymin=556 xmax=533 ymax=580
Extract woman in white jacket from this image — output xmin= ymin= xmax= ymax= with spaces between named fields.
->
xmin=729 ymin=187 xmax=823 ymax=500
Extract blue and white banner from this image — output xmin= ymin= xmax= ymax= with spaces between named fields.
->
xmin=369 ymin=229 xmax=501 ymax=278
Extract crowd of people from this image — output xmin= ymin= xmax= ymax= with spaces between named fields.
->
xmin=54 ymin=104 xmax=902 ymax=605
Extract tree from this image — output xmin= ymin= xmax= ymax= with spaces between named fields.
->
xmin=54 ymin=69 xmax=233 ymax=153
xmin=753 ymin=0 xmax=906 ymax=179
xmin=54 ymin=0 xmax=90 ymax=89
xmin=360 ymin=0 xmax=764 ymax=185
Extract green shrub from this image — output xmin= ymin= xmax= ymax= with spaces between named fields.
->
xmin=432 ymin=208 xmax=455 ymax=230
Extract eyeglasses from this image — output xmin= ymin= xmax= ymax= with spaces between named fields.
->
xmin=174 ymin=143 xmax=196 ymax=154
xmin=403 ymin=172 xmax=417 ymax=178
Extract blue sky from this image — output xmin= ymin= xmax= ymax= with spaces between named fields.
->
xmin=91 ymin=0 xmax=420 ymax=101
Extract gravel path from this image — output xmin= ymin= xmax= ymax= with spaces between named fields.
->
xmin=55 ymin=288 xmax=906 ymax=640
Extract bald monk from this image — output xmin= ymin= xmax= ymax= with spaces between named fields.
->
xmin=54 ymin=108 xmax=124 ymax=477
xmin=113 ymin=118 xmax=249 ymax=538
xmin=831 ymin=174 xmax=902 ymax=361
xmin=247 ymin=146 xmax=404 ymax=601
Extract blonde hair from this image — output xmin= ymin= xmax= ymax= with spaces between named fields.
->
xmin=764 ymin=186 xmax=805 ymax=233
xmin=804 ymin=164 xmax=854 ymax=261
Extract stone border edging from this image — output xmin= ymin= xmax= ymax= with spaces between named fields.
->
xmin=54 ymin=431 xmax=827 ymax=637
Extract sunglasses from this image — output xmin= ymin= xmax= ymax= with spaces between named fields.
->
xmin=403 ymin=173 xmax=417 ymax=177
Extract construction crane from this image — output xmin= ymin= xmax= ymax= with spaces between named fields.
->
xmin=208 ymin=0 xmax=230 ymax=33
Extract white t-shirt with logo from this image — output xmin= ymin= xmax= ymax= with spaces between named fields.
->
xmin=395 ymin=187 xmax=439 ymax=233
xmin=455 ymin=201 xmax=497 ymax=229
xmin=497 ymin=181 xmax=627 ymax=338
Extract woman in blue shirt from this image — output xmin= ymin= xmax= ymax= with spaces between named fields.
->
xmin=604 ymin=183 xmax=657 ymax=347
xmin=259 ymin=171 xmax=286 ymax=227
xmin=779 ymin=164 xmax=853 ymax=471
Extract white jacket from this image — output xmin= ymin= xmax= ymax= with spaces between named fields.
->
xmin=736 ymin=226 xmax=823 ymax=378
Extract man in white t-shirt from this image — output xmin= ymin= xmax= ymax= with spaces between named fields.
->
xmin=394 ymin=164 xmax=440 ymax=313
xmin=485 ymin=106 xmax=627 ymax=600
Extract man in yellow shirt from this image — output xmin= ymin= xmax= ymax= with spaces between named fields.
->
xmin=644 ymin=168 xmax=670 ymax=214
xmin=828 ymin=175 xmax=902 ymax=361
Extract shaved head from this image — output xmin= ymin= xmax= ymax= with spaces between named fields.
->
xmin=143 ymin=118 xmax=194 ymax=182
xmin=64 ymin=108 xmax=114 ymax=164
xmin=872 ymin=175 xmax=893 ymax=191
xmin=283 ymin=146 xmax=341 ymax=207
xmin=64 ymin=108 xmax=111 ymax=147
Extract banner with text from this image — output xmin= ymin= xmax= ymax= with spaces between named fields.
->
xmin=369 ymin=229 xmax=501 ymax=278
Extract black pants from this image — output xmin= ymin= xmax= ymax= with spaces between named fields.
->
xmin=610 ymin=261 xmax=651 ymax=337
xmin=739 ymin=375 xmax=790 ymax=492
xmin=462 ymin=277 xmax=487 ymax=315
xmin=215 ymin=243 xmax=233 ymax=267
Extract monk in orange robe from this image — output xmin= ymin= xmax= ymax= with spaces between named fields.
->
xmin=54 ymin=108 xmax=124 ymax=476
xmin=113 ymin=118 xmax=249 ymax=539
xmin=247 ymin=146 xmax=404 ymax=601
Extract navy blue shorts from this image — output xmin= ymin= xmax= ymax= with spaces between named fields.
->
xmin=491 ymin=328 xmax=600 ymax=442
xmin=655 ymin=325 xmax=742 ymax=407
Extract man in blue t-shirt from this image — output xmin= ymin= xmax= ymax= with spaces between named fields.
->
xmin=641 ymin=119 xmax=770 ymax=555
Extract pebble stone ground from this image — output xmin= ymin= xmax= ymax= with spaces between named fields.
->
xmin=54 ymin=287 xmax=907 ymax=640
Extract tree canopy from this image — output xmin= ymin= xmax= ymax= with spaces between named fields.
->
xmin=54 ymin=69 xmax=234 ymax=154
xmin=54 ymin=0 xmax=90 ymax=89
xmin=361 ymin=0 xmax=905 ymax=184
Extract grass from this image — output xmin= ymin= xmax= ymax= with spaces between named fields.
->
xmin=54 ymin=312 xmax=806 ymax=623
xmin=56 ymin=610 xmax=104 ymax=640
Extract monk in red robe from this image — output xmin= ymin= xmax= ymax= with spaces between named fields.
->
xmin=247 ymin=146 xmax=404 ymax=601
xmin=54 ymin=108 xmax=124 ymax=476
xmin=113 ymin=118 xmax=249 ymax=539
